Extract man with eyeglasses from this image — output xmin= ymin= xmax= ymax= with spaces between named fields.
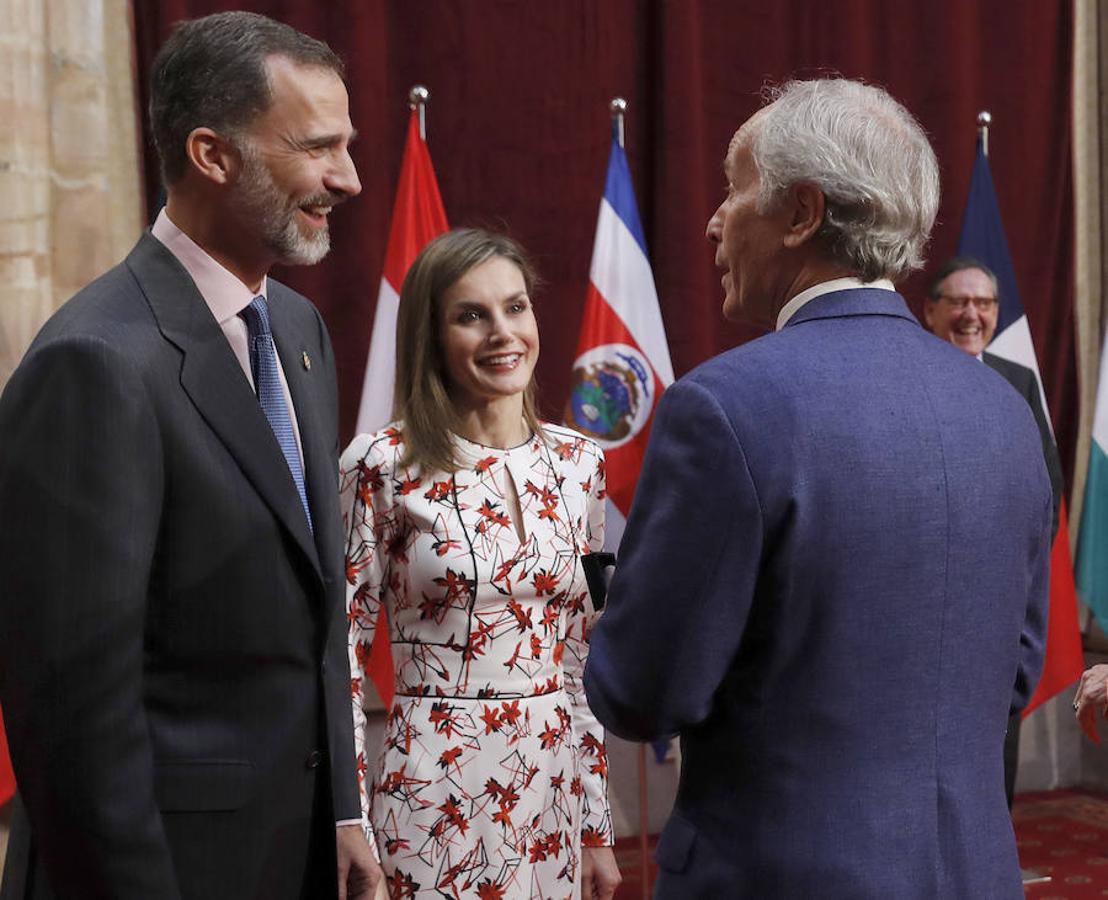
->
xmin=924 ymin=255 xmax=1064 ymax=811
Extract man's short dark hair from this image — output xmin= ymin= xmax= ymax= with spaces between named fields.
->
xmin=927 ymin=256 xmax=1000 ymax=300
xmin=149 ymin=11 xmax=344 ymax=185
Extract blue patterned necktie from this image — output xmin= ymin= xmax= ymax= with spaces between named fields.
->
xmin=241 ymin=296 xmax=313 ymax=532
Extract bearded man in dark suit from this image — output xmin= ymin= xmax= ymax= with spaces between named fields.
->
xmin=924 ymin=255 xmax=1064 ymax=810
xmin=585 ymin=80 xmax=1052 ymax=898
xmin=0 ymin=12 xmax=381 ymax=899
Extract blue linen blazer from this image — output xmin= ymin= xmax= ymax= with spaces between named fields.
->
xmin=584 ymin=289 xmax=1052 ymax=899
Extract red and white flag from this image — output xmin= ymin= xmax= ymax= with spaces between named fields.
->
xmin=355 ymin=110 xmax=448 ymax=435
xmin=565 ymin=136 xmax=673 ymax=551
xmin=355 ymin=109 xmax=448 ymax=709
xmin=0 ymin=707 xmax=13 ymax=805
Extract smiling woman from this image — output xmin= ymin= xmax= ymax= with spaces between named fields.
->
xmin=339 ymin=228 xmax=622 ymax=899
xmin=391 ymin=229 xmax=544 ymax=473
xmin=438 ymin=255 xmax=539 ymax=425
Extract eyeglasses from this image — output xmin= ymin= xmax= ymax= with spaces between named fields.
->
xmin=936 ymin=294 xmax=998 ymax=311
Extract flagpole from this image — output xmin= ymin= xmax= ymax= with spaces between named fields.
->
xmin=611 ymin=92 xmax=649 ymax=898
xmin=409 ymin=84 xmax=429 ymax=140
xmin=969 ymin=104 xmax=1066 ymax=888
xmin=977 ymin=110 xmax=992 ymax=158
xmin=609 ymin=96 xmax=626 ymax=149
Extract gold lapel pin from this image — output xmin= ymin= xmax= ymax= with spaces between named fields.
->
xmin=301 ymin=351 xmax=311 ymax=371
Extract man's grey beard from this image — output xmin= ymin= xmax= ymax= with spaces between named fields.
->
xmin=233 ymin=141 xmax=333 ymax=266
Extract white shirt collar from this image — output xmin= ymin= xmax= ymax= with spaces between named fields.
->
xmin=150 ymin=208 xmax=268 ymax=324
xmin=776 ymin=277 xmax=896 ymax=331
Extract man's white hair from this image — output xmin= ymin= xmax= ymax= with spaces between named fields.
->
xmin=745 ymin=79 xmax=940 ymax=283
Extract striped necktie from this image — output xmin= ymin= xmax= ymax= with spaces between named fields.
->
xmin=241 ymin=296 xmax=313 ymax=532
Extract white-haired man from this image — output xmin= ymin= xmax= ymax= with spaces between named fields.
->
xmin=585 ymin=79 xmax=1052 ymax=897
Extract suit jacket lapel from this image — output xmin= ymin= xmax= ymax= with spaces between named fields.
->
xmin=126 ymin=233 xmax=323 ymax=582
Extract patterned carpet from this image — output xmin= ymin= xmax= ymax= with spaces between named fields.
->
xmin=612 ymin=834 xmax=658 ymax=899
xmin=1017 ymin=790 xmax=1108 ymax=898
xmin=612 ymin=790 xmax=1108 ymax=898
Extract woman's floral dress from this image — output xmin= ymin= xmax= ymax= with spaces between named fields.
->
xmin=340 ymin=423 xmax=614 ymax=899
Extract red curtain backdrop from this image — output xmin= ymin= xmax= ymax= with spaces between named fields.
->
xmin=132 ymin=1 xmax=1077 ymax=488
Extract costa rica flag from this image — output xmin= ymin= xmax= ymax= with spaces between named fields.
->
xmin=565 ymin=135 xmax=674 ymax=552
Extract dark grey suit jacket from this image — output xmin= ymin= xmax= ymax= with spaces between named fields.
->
xmin=0 ymin=233 xmax=359 ymax=899
xmin=983 ymin=351 xmax=1064 ymax=538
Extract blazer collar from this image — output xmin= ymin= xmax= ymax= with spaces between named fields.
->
xmin=783 ymin=287 xmax=920 ymax=329
xmin=125 ymin=232 xmax=323 ymax=583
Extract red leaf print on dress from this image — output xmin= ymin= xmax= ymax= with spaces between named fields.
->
xmin=430 ymin=537 xmax=460 ymax=557
xmin=387 ymin=868 xmax=419 ymax=898
xmin=480 ymin=704 xmax=503 ymax=734
xmin=533 ymin=569 xmax=559 ymax=595
xmin=358 ymin=461 xmax=384 ymax=492
xmin=507 ymin=598 xmax=533 ymax=632
xmin=438 ymin=746 xmax=463 ymax=769
xmin=474 ymin=455 xmax=499 ymax=473
xmin=477 ymin=498 xmax=511 ymax=528
xmin=424 ymin=479 xmax=452 ymax=502
xmin=500 ymin=699 xmax=521 ymax=726
xmin=398 ymin=476 xmax=422 ymax=495
xmin=433 ymin=568 xmax=472 ymax=603
xmin=476 ymin=880 xmax=507 ymax=900
xmin=538 ymin=722 xmax=560 ymax=750
xmin=581 ymin=826 xmax=607 ymax=847
xmin=433 ymin=794 xmax=469 ymax=837
xmin=428 ymin=701 xmax=461 ymax=739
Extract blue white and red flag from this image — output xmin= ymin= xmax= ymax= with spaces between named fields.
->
xmin=567 ymin=132 xmax=675 ymax=763
xmin=565 ymin=135 xmax=674 ymax=552
xmin=957 ymin=137 xmax=1083 ymax=718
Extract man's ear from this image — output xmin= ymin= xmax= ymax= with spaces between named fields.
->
xmin=782 ymin=182 xmax=825 ymax=249
xmin=922 ymin=300 xmax=936 ymax=329
xmin=184 ymin=127 xmax=240 ymax=185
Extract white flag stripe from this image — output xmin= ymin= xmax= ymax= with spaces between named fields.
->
xmin=988 ymin=315 xmax=1055 ymax=441
xmin=355 ymin=279 xmax=401 ymax=435
xmin=603 ymin=499 xmax=627 ymax=553
xmin=589 ymin=199 xmax=675 ymax=386
xmin=1092 ymin=344 xmax=1108 ymax=450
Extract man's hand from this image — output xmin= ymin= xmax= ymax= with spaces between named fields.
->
xmin=336 ymin=824 xmax=384 ymax=900
xmin=1073 ymin=663 xmax=1108 ymax=744
xmin=581 ymin=845 xmax=621 ymax=900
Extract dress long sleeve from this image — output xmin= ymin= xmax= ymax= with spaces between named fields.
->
xmin=340 ymin=429 xmax=403 ymax=853
xmin=559 ymin=443 xmax=615 ymax=846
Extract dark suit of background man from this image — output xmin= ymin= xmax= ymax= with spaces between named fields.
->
xmin=584 ymin=79 xmax=1052 ymax=898
xmin=924 ymin=256 xmax=1065 ymax=811
xmin=0 ymin=12 xmax=381 ymax=900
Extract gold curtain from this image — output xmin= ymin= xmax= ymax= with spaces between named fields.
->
xmin=1071 ymin=0 xmax=1104 ymax=543
xmin=0 ymin=0 xmax=141 ymax=868
xmin=0 ymin=0 xmax=143 ymax=393
xmin=1018 ymin=0 xmax=1106 ymax=796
